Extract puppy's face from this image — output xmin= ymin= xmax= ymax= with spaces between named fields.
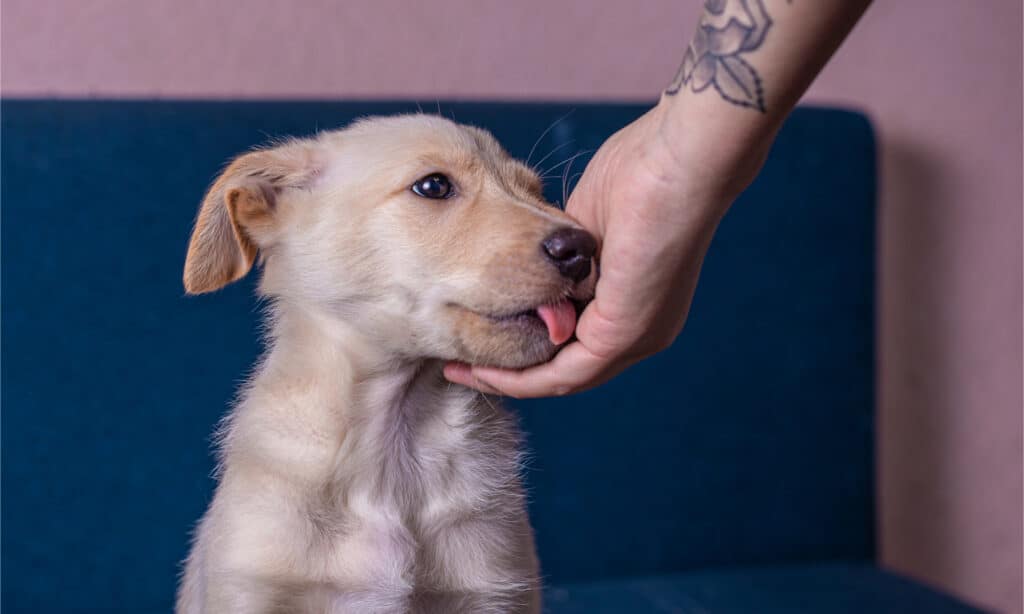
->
xmin=184 ymin=115 xmax=596 ymax=368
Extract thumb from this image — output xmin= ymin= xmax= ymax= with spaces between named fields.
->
xmin=564 ymin=168 xmax=603 ymax=240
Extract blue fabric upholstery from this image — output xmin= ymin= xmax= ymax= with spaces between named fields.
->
xmin=545 ymin=564 xmax=983 ymax=613
xmin=1 ymin=101 xmax=977 ymax=612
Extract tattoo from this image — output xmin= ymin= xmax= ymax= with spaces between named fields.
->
xmin=665 ymin=0 xmax=773 ymax=112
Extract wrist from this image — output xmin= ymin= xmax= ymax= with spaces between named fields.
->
xmin=650 ymin=93 xmax=778 ymax=203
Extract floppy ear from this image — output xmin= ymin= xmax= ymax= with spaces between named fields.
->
xmin=183 ymin=141 xmax=318 ymax=294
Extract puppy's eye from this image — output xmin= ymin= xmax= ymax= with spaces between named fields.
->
xmin=411 ymin=174 xmax=453 ymax=199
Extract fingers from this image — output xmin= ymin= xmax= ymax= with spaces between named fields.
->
xmin=443 ymin=341 xmax=617 ymax=399
xmin=564 ymin=157 xmax=606 ymax=238
xmin=443 ymin=362 xmax=503 ymax=395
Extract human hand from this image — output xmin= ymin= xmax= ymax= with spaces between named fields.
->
xmin=443 ymin=101 xmax=766 ymax=397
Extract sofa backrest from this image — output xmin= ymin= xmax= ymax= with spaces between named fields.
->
xmin=1 ymin=101 xmax=876 ymax=612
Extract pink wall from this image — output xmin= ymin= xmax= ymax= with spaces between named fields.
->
xmin=3 ymin=1 xmax=1021 ymax=611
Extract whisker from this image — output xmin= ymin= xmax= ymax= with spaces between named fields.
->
xmin=530 ymin=140 xmax=575 ymax=176
xmin=478 ymin=389 xmax=500 ymax=411
xmin=526 ymin=109 xmax=575 ymax=167
xmin=561 ymin=153 xmax=576 ymax=209
xmin=568 ymin=170 xmax=585 ymax=190
xmin=561 ymin=169 xmax=586 ymax=209
xmin=539 ymin=149 xmax=593 ymax=180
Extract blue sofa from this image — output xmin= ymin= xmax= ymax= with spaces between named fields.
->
xmin=1 ymin=101 xmax=984 ymax=613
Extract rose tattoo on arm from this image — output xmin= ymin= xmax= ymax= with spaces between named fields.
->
xmin=665 ymin=0 xmax=773 ymax=112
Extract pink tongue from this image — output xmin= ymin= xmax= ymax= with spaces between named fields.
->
xmin=536 ymin=300 xmax=577 ymax=345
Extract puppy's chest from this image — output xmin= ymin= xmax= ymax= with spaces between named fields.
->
xmin=308 ymin=399 xmax=524 ymax=583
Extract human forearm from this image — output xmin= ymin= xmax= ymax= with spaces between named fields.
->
xmin=654 ymin=0 xmax=871 ymax=201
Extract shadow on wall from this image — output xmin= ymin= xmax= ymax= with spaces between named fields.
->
xmin=877 ymin=139 xmax=963 ymax=594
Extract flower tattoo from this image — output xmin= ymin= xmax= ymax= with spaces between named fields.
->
xmin=665 ymin=0 xmax=773 ymax=112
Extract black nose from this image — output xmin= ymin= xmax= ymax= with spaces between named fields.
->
xmin=541 ymin=227 xmax=597 ymax=283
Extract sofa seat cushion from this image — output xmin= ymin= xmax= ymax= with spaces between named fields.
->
xmin=544 ymin=563 xmax=983 ymax=613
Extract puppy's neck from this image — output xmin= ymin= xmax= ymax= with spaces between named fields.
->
xmin=269 ymin=298 xmax=409 ymax=374
xmin=265 ymin=298 xmax=464 ymax=410
xmin=224 ymin=299 xmax=481 ymax=487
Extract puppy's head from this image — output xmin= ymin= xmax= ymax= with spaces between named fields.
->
xmin=184 ymin=115 xmax=596 ymax=368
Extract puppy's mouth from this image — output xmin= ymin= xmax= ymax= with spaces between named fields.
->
xmin=482 ymin=298 xmax=581 ymax=346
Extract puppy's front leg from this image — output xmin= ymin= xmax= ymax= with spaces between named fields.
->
xmin=419 ymin=513 xmax=540 ymax=614
xmin=177 ymin=566 xmax=286 ymax=614
xmin=201 ymin=572 xmax=293 ymax=614
xmin=178 ymin=520 xmax=303 ymax=614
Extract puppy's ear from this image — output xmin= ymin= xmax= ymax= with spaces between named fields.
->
xmin=183 ymin=141 xmax=318 ymax=295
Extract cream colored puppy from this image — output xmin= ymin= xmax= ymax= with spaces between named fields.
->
xmin=176 ymin=115 xmax=597 ymax=614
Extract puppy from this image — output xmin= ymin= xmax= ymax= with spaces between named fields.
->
xmin=176 ymin=115 xmax=597 ymax=613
